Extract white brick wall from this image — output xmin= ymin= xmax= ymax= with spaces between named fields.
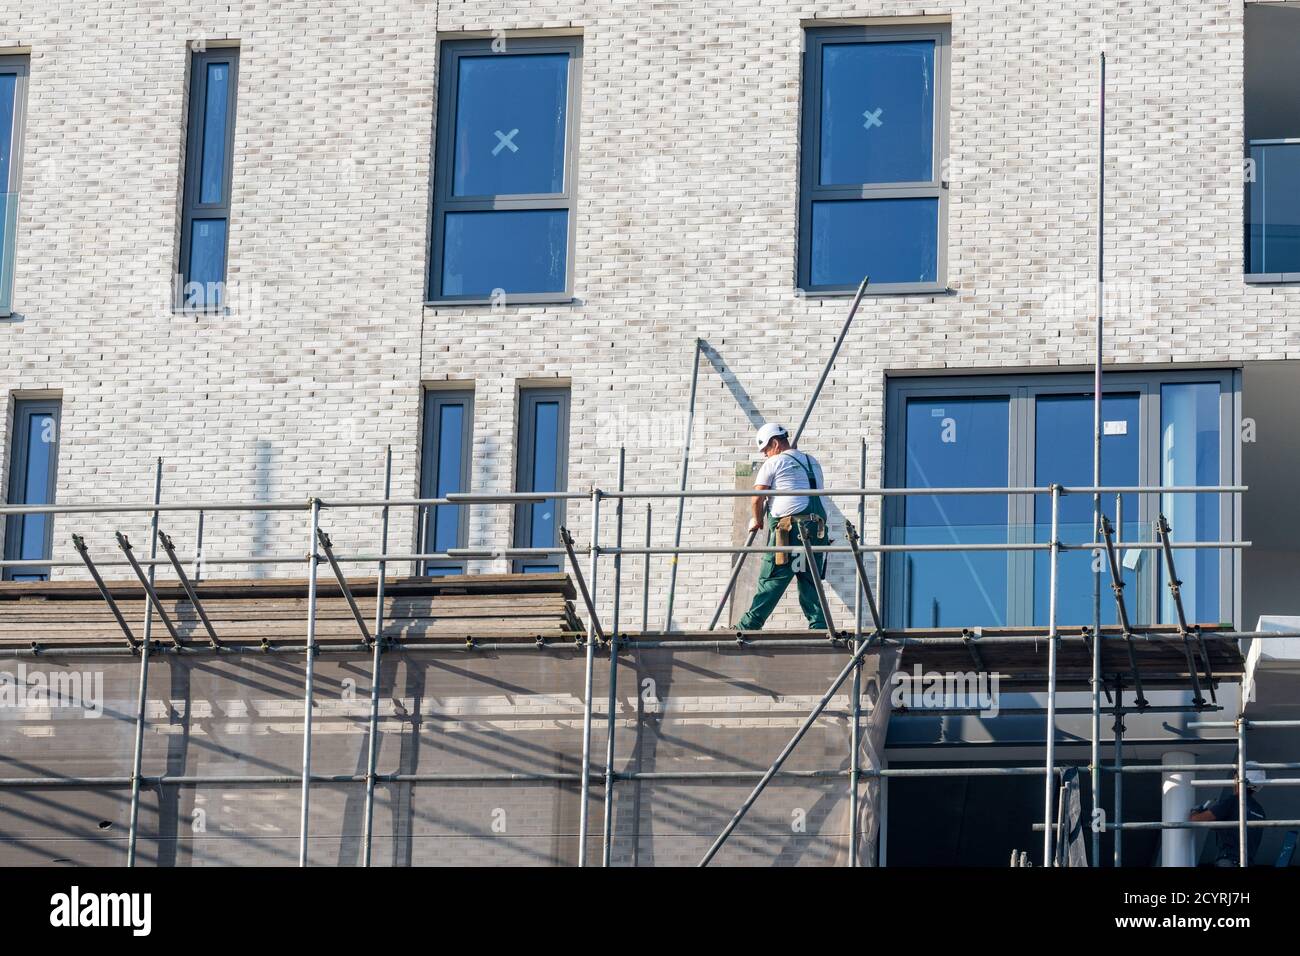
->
xmin=0 ymin=1 xmax=1295 ymax=630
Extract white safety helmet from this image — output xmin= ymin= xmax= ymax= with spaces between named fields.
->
xmin=755 ymin=423 xmax=789 ymax=451
xmin=1244 ymin=767 xmax=1267 ymax=789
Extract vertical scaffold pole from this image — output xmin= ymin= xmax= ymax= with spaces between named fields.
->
xmin=1113 ymin=686 xmax=1124 ymax=867
xmin=663 ymin=341 xmax=701 ymax=631
xmin=361 ymin=446 xmax=392 ymax=867
xmin=641 ymin=504 xmax=651 ymax=632
xmin=577 ymin=488 xmax=601 ymax=866
xmin=849 ymin=437 xmax=866 ymax=866
xmin=126 ymin=456 xmax=162 ymax=868
xmin=1044 ymin=483 xmax=1062 ymax=866
xmin=298 ymin=497 xmax=322 ymax=867
xmin=1090 ymin=48 xmax=1107 ymax=868
xmin=1237 ymin=716 xmax=1248 ymax=868
xmin=601 ymin=448 xmax=625 ymax=867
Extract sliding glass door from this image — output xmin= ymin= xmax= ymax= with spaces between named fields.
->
xmin=885 ymin=371 xmax=1236 ymax=630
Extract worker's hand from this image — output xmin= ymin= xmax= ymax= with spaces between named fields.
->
xmin=747 ymin=518 xmax=763 ymax=534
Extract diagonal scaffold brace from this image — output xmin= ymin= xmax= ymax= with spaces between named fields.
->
xmin=1098 ymin=515 xmax=1149 ymax=709
xmin=158 ymin=530 xmax=222 ymax=647
xmin=316 ymin=528 xmax=374 ymax=646
xmin=798 ymin=520 xmax=839 ymax=641
xmin=70 ymin=534 xmax=140 ymax=650
xmin=844 ymin=521 xmax=884 ymax=638
xmin=1155 ymin=513 xmax=1215 ymax=706
xmin=116 ymin=531 xmax=186 ymax=648
xmin=698 ymin=518 xmax=884 ymax=867
xmin=560 ymin=526 xmax=606 ymax=643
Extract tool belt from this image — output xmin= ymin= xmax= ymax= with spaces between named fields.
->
xmin=773 ymin=513 xmax=827 ymax=566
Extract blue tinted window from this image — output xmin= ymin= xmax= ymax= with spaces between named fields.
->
xmin=185 ymin=218 xmax=227 ymax=306
xmin=431 ymin=39 xmax=578 ymax=301
xmin=811 ymin=198 xmax=937 ymax=286
xmin=893 ymin=397 xmax=1009 ymax=627
xmin=1033 ymin=394 xmax=1140 ymax=626
xmin=528 ymin=400 xmax=561 ymax=551
xmin=887 ymin=377 xmax=1231 ymax=630
xmin=0 ymin=68 xmax=23 ymax=314
xmin=181 ymin=51 xmax=237 ymax=304
xmin=0 ymin=191 xmax=15 ymax=312
xmin=431 ymin=402 xmax=466 ymax=553
xmin=4 ymin=403 xmax=59 ymax=582
xmin=199 ymin=62 xmax=231 ymax=204
xmin=1161 ymin=383 xmax=1220 ymax=623
xmin=1249 ymin=142 xmax=1300 ymax=274
xmin=16 ymin=412 xmax=54 ymax=563
xmin=820 ymin=40 xmax=935 ymax=185
xmin=441 ymin=209 xmax=568 ymax=296
xmin=420 ymin=392 xmax=473 ymax=575
xmin=516 ymin=392 xmax=568 ymax=574
xmin=453 ymin=53 xmax=569 ymax=197
xmin=0 ymin=72 xmax=15 ymax=190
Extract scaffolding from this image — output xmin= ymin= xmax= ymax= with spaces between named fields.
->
xmin=2 ymin=460 xmax=1296 ymax=867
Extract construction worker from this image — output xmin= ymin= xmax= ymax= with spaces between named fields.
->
xmin=734 ymin=423 xmax=829 ymax=631
xmin=1189 ymin=767 xmax=1267 ymax=866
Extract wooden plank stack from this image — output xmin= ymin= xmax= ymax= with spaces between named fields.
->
xmin=0 ymin=573 xmax=584 ymax=649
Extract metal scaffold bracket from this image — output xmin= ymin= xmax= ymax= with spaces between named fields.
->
xmin=798 ymin=521 xmax=838 ymax=641
xmin=317 ymin=528 xmax=373 ymax=647
xmin=559 ymin=526 xmax=606 ymax=643
xmin=158 ymin=529 xmax=222 ymax=647
xmin=843 ymin=520 xmax=884 ymax=640
xmin=70 ymin=534 xmax=140 ymax=650
xmin=116 ymin=531 xmax=185 ymax=648
xmin=1099 ymin=514 xmax=1148 ymax=709
xmin=1155 ymin=513 xmax=1216 ymax=705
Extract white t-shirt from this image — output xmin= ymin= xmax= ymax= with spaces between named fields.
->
xmin=754 ymin=450 xmax=825 ymax=519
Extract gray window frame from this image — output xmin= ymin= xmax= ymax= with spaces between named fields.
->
xmin=1244 ymin=138 xmax=1300 ymax=284
xmin=418 ymin=388 xmax=475 ymax=575
xmin=3 ymin=398 xmax=62 ymax=581
xmin=426 ymin=35 xmax=582 ymax=306
xmin=0 ymin=53 xmax=31 ymax=318
xmin=177 ymin=46 xmax=240 ymax=311
xmin=513 ymin=386 xmax=570 ymax=573
xmin=883 ymin=369 xmax=1239 ymax=629
xmin=798 ymin=24 xmax=951 ymax=296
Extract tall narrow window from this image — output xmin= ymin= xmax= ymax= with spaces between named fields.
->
xmin=1247 ymin=140 xmax=1300 ymax=280
xmin=428 ymin=36 xmax=582 ymax=303
xmin=178 ymin=47 xmax=239 ymax=310
xmin=0 ymin=55 xmax=30 ymax=316
xmin=419 ymin=389 xmax=474 ymax=576
xmin=1244 ymin=4 xmax=1300 ymax=282
xmin=892 ymin=395 xmax=1010 ymax=628
xmin=799 ymin=26 xmax=949 ymax=293
xmin=1032 ymin=392 xmax=1140 ymax=627
xmin=1160 ymin=383 xmax=1223 ymax=624
xmin=3 ymin=399 xmax=61 ymax=582
xmin=513 ymin=387 xmax=570 ymax=573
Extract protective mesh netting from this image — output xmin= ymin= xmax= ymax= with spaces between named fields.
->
xmin=0 ymin=646 xmax=897 ymax=866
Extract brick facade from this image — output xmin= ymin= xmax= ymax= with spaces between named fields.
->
xmin=0 ymin=1 xmax=1294 ymax=629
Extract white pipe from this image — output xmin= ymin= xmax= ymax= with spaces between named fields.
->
xmin=1161 ymin=750 xmax=1197 ymax=866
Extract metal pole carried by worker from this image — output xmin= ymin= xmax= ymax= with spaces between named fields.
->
xmin=726 ymin=423 xmax=830 ymax=631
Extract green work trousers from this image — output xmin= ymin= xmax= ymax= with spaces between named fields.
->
xmin=737 ymin=512 xmax=828 ymax=630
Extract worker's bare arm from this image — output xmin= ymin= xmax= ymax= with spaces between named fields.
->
xmin=1188 ymin=808 xmax=1216 ymax=822
xmin=750 ymin=484 xmax=771 ymax=532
